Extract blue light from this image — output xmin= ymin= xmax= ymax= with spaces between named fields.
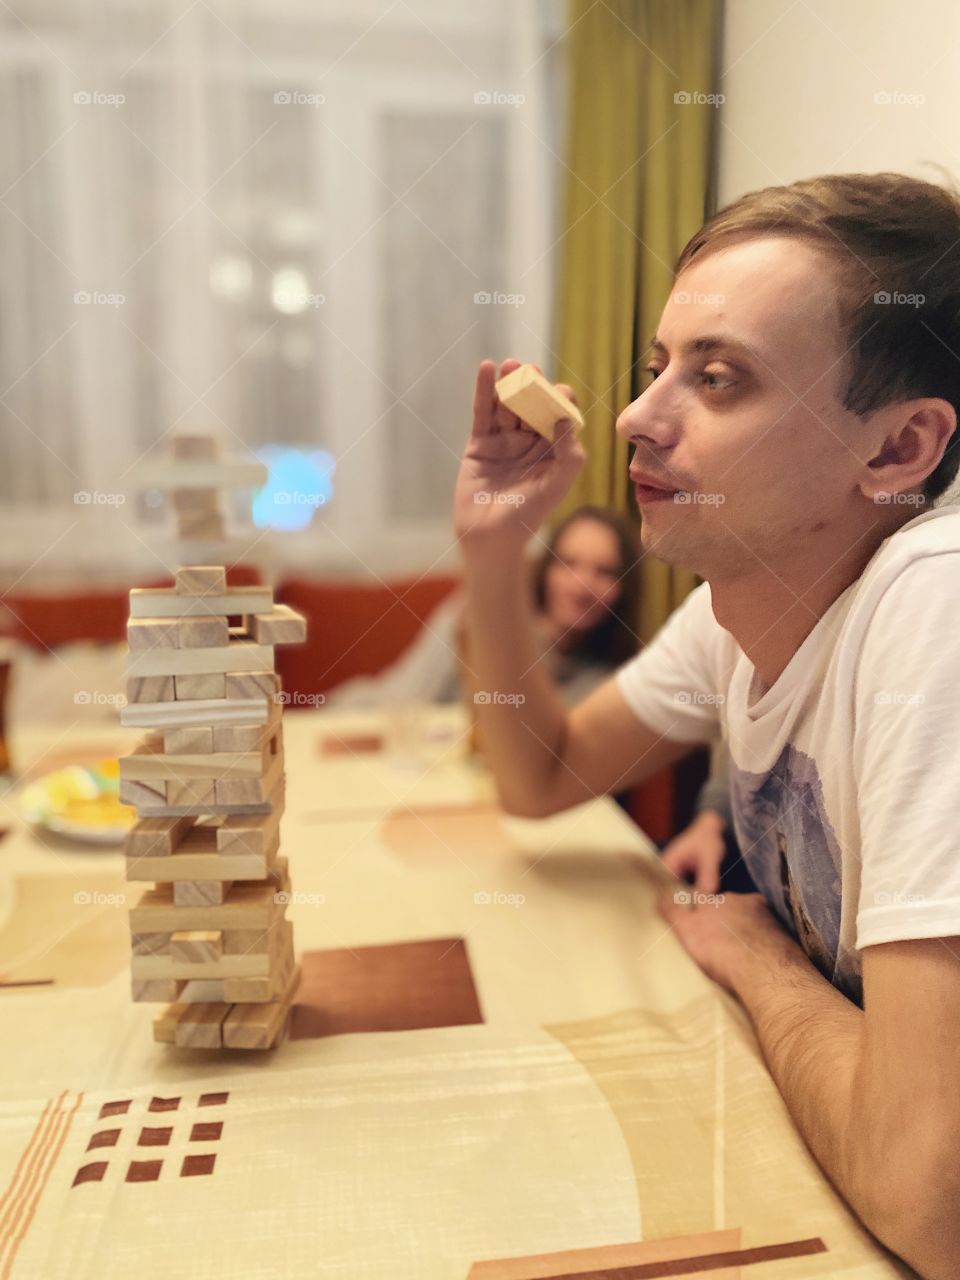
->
xmin=251 ymin=447 xmax=335 ymax=531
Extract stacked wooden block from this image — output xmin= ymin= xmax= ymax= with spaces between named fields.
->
xmin=120 ymin=564 xmax=307 ymax=1049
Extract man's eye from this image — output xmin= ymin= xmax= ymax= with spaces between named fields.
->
xmin=701 ymin=369 xmax=735 ymax=390
xmin=642 ymin=366 xmax=661 ymax=381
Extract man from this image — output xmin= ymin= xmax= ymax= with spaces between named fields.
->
xmin=452 ymin=172 xmax=960 ymax=1279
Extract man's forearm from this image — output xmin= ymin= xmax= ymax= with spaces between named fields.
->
xmin=725 ymin=932 xmax=948 ymax=1277
xmin=461 ymin=539 xmax=567 ymax=815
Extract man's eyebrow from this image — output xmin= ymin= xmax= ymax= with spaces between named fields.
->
xmin=649 ymin=334 xmax=761 ymax=361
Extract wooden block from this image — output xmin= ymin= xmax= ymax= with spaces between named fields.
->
xmin=162 ymin=726 xmax=214 ymax=755
xmin=152 ymin=1004 xmax=182 ymax=1041
xmin=223 ymin=959 xmax=300 ymax=1049
xmin=494 ymin=364 xmax=584 ymax=443
xmin=131 ymin=950 xmax=271 ymax=982
xmin=172 ymin=486 xmax=219 ymax=511
xmin=127 ymin=829 xmax=280 ymax=883
xmin=129 ymin=642 xmax=274 ymax=679
xmin=216 ymin=801 xmax=284 ymax=857
xmin=177 ymin=511 xmax=225 ymax=541
xmin=130 ymin=587 xmax=273 ymax=619
xmin=119 ymin=776 xmax=167 ymax=809
xmin=121 ymin=697 xmax=268 ymax=729
xmin=137 ymin=459 xmax=268 ymax=490
xmin=222 ymin=927 xmax=271 ymax=955
xmin=177 ymin=980 xmax=225 ymax=1004
xmin=211 ymin=702 xmax=280 ymax=753
xmin=172 ymin=432 xmax=219 ymax=460
xmin=175 ymin=673 xmax=227 ymax=701
xmin=214 ymin=750 xmax=283 ymax=806
xmin=126 ymin=676 xmax=175 ymax=704
xmin=176 ymin=616 xmax=229 ymax=649
xmin=175 ymin=1002 xmax=228 ymax=1048
xmin=249 ymin=605 xmax=307 ymax=646
xmin=224 ymin=671 xmax=279 ymax=700
xmin=125 ymin=814 xmax=195 ymax=858
xmin=166 ymin=777 xmax=217 ymax=808
xmin=131 ymin=931 xmax=171 ymax=956
xmin=170 ymin=930 xmax=223 ymax=964
xmin=131 ymin=865 xmax=289 ymax=932
xmin=173 ymin=879 xmax=234 ymax=908
xmin=133 ymin=977 xmax=184 ymax=1003
xmin=176 ymin=565 xmax=226 ymax=596
xmin=121 ymin=745 xmax=263 ymax=782
xmin=127 ymin=618 xmax=179 ymax=650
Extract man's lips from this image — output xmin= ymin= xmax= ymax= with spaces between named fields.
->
xmin=630 ymin=470 xmax=682 ymax=504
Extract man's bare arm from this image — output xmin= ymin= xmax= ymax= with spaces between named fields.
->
xmin=663 ymin=895 xmax=960 ymax=1279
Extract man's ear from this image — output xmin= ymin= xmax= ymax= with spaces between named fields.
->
xmin=857 ymin=398 xmax=957 ymax=500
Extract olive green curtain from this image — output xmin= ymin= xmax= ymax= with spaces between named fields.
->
xmin=553 ymin=0 xmax=723 ymax=642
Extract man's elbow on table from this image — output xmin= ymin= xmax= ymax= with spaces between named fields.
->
xmin=856 ymin=1133 xmax=960 ymax=1278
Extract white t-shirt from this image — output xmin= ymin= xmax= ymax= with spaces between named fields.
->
xmin=616 ymin=504 xmax=960 ymax=1006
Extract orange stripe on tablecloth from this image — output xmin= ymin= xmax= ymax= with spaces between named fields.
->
xmin=1 ymin=1092 xmax=83 ymax=1280
xmin=0 ymin=1094 xmax=62 ymax=1237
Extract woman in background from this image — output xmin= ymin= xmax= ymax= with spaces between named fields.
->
xmin=327 ymin=505 xmax=642 ymax=709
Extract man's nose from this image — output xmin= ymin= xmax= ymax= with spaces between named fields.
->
xmin=616 ymin=384 xmax=679 ymax=449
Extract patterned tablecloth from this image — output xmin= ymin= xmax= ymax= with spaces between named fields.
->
xmin=0 ymin=708 xmax=914 ymax=1279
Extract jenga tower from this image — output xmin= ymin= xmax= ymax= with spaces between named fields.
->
xmin=119 ymin=433 xmax=306 ymax=1049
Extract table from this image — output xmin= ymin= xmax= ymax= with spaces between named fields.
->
xmin=0 ymin=707 xmax=913 ymax=1279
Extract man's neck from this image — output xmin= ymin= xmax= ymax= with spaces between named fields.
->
xmin=708 ymin=520 xmax=904 ymax=689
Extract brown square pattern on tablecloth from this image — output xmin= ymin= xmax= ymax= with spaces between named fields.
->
xmin=290 ymin=938 xmax=483 ymax=1040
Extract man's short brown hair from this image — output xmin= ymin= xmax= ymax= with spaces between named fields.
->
xmin=675 ymin=172 xmax=960 ymax=500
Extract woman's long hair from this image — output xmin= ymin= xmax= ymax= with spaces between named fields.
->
xmin=532 ymin=505 xmax=642 ymax=668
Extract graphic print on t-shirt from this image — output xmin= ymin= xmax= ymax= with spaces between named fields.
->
xmin=730 ymin=743 xmax=862 ymax=1005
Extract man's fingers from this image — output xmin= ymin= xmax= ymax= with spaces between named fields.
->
xmin=472 ymin=360 xmax=498 ymax=436
xmin=554 ymin=382 xmax=579 ymax=407
xmin=492 ymin=356 xmax=524 ymax=432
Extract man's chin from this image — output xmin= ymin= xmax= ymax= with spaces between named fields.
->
xmin=638 ymin=520 xmax=697 ymax=571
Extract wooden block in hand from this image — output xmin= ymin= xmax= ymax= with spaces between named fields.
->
xmin=176 ymin=616 xmax=229 ymax=649
xmin=494 ymin=364 xmax=584 ymax=443
xmin=170 ymin=930 xmax=223 ymax=964
xmin=175 ymin=672 xmax=227 ymax=701
xmin=176 ymin=565 xmax=226 ymax=596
